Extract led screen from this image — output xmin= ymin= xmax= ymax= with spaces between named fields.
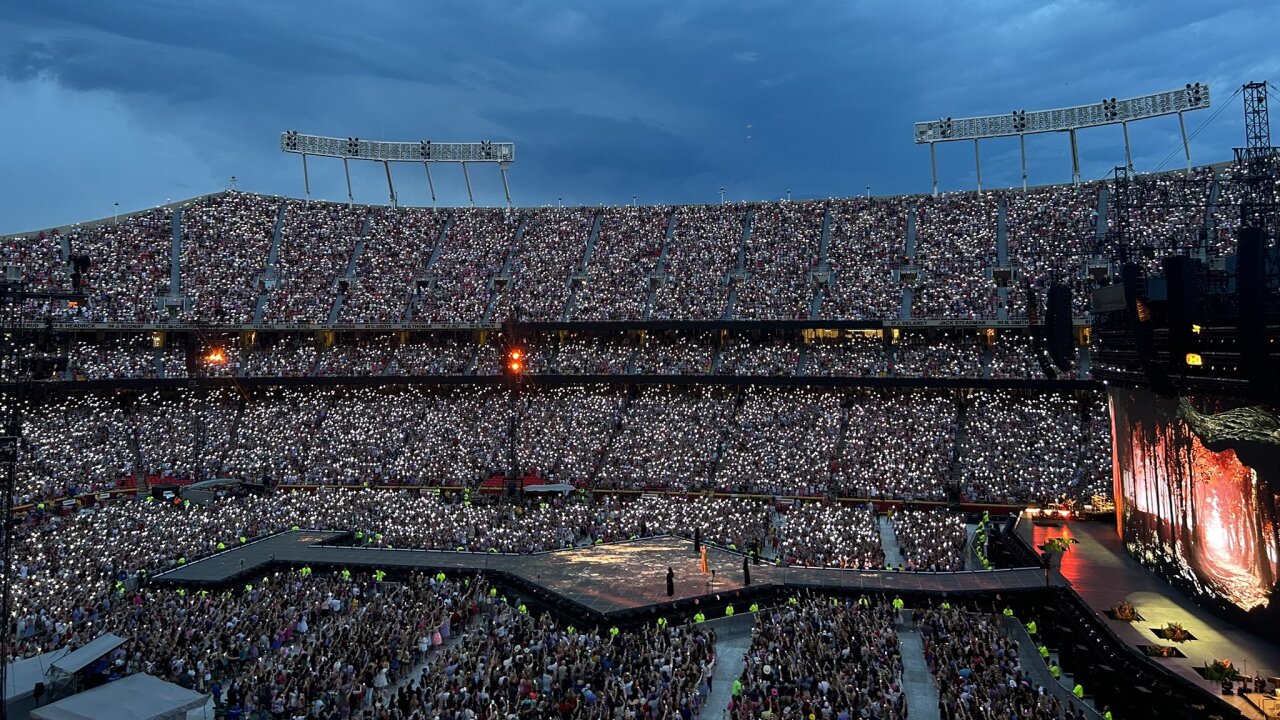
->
xmin=1111 ymin=387 xmax=1280 ymax=637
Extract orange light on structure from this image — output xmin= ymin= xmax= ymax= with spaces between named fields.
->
xmin=206 ymin=348 xmax=228 ymax=364
xmin=506 ymin=347 xmax=526 ymax=374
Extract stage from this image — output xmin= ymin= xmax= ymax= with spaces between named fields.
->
xmin=1019 ymin=518 xmax=1280 ymax=720
xmin=154 ymin=533 xmax=1050 ymax=616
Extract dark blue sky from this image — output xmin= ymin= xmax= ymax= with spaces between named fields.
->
xmin=1 ymin=0 xmax=1276 ymax=232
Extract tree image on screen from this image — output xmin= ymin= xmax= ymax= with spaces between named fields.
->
xmin=1111 ymin=388 xmax=1280 ymax=636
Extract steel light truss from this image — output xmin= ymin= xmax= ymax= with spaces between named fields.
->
xmin=280 ymin=132 xmax=515 ymax=163
xmin=914 ymin=84 xmax=1211 ymax=143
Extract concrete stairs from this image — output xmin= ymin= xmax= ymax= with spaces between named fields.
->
xmin=901 ymin=203 xmax=917 ymax=320
xmin=561 ymin=213 xmax=603 ymax=321
xmin=701 ymin=617 xmax=754 ymax=717
xmin=642 ymin=209 xmax=678 ymax=321
xmin=327 ymin=213 xmax=372 ymax=324
xmin=253 ymin=202 xmax=288 ymax=324
xmin=898 ymin=614 xmax=942 ymax=720
xmin=403 ymin=212 xmax=453 ymax=323
xmin=169 ymin=207 xmax=182 ymax=296
xmin=722 ymin=208 xmax=753 ymax=320
xmin=995 ymin=199 xmax=1009 ymax=321
xmin=1093 ymin=186 xmax=1110 ymax=253
xmin=878 ymin=514 xmax=906 ymax=568
xmin=809 ymin=203 xmax=832 ymax=320
xmin=483 ymin=214 xmax=529 ymax=322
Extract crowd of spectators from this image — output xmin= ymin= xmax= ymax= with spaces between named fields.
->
xmin=2 ymin=167 xmax=1247 ymax=327
xmin=571 ymin=206 xmax=669 ymax=320
xmin=918 ymin=606 xmax=1077 ymax=720
xmin=13 ymin=393 xmax=133 ymax=503
xmin=59 ymin=208 xmax=174 ymax=323
xmin=598 ymin=387 xmax=736 ymax=491
xmin=67 ymin=337 xmax=159 ymax=380
xmin=8 ymin=384 xmax=1108 ymax=506
xmin=179 ymin=192 xmax=279 ymax=323
xmin=650 ymin=205 xmax=742 ymax=320
xmin=988 ymin=336 xmax=1044 ymax=379
xmin=804 ymin=334 xmax=889 ymax=377
xmin=411 ymin=208 xmax=519 ymax=323
xmin=959 ymin=392 xmax=1096 ymax=504
xmin=33 ymin=330 xmax=1054 ymax=381
xmin=716 ymin=335 xmax=800 ymax=376
xmin=718 ymin=389 xmax=843 ymax=496
xmin=1 ymin=228 xmax=72 ymax=322
xmin=891 ymin=508 xmax=967 ymax=571
xmin=735 ymin=201 xmax=824 ymax=319
xmin=551 ymin=336 xmax=634 ymax=374
xmin=1003 ymin=183 xmax=1100 ymax=318
xmin=500 ymin=209 xmax=594 ymax=321
xmin=777 ymin=502 xmax=883 ymax=568
xmin=833 ymin=391 xmax=956 ymax=500
xmin=819 ymin=197 xmax=907 ymax=321
xmin=912 ymin=192 xmax=1000 ymax=319
xmin=340 ymin=208 xmax=445 ymax=324
xmin=731 ymin=595 xmax=905 ymax=720
xmin=893 ymin=333 xmax=986 ymax=378
xmin=11 ymin=490 xmax=724 ymax=720
xmin=241 ymin=339 xmax=318 ymax=377
xmin=632 ymin=333 xmax=714 ymax=375
xmin=263 ymin=201 xmax=365 ymax=322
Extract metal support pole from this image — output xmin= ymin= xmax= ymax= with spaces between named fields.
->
xmin=1019 ymin=134 xmax=1028 ymax=191
xmin=383 ymin=161 xmax=397 ymax=209
xmin=423 ymin=162 xmax=436 ymax=208
xmin=1069 ymin=129 xmax=1081 ymax=185
xmin=302 ymin=154 xmax=311 ymax=203
xmin=1177 ymin=110 xmax=1192 ymax=174
xmin=342 ymin=158 xmax=354 ymax=208
xmin=929 ymin=142 xmax=938 ymax=197
xmin=1122 ymin=121 xmax=1133 ymax=172
xmin=974 ymin=139 xmax=982 ymax=192
xmin=461 ymin=162 xmax=475 ymax=207
xmin=499 ymin=162 xmax=513 ymax=209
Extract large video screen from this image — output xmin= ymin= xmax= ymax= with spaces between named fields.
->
xmin=1111 ymin=387 xmax=1280 ymax=635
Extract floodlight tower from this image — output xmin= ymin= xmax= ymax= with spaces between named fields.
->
xmin=281 ymin=132 xmax=516 ymax=209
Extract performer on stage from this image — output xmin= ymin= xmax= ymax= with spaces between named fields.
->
xmin=694 ymin=527 xmax=701 ymax=553
xmin=666 ymin=567 xmax=675 ymax=597
xmin=743 ymin=555 xmax=751 ymax=586
xmin=700 ymin=546 xmax=709 ymax=574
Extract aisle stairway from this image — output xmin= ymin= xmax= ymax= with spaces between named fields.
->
xmin=701 ymin=615 xmax=755 ymax=717
xmin=898 ymin=614 xmax=942 ymax=720
xmin=879 ymin=514 xmax=906 ymax=569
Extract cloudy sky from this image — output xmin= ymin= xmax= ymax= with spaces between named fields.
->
xmin=1 ymin=0 xmax=1276 ymax=232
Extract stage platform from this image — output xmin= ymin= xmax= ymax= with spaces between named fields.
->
xmin=1019 ymin=518 xmax=1280 ymax=720
xmin=154 ymin=533 xmax=1050 ymax=616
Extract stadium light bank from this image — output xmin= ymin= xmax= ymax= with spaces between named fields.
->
xmin=915 ymin=83 xmax=1209 ymax=194
xmin=280 ymin=131 xmax=516 ymax=209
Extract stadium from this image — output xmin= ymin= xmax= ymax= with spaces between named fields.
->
xmin=3 ymin=6 xmax=1280 ymax=720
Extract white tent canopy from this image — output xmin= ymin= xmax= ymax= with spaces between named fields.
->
xmin=30 ymin=673 xmax=208 ymax=720
xmin=5 ymin=648 xmax=67 ymax=702
xmin=50 ymin=633 xmax=125 ymax=675
xmin=524 ymin=482 xmax=575 ymax=494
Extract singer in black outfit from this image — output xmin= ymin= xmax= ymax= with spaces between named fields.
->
xmin=666 ymin=566 xmax=675 ymax=596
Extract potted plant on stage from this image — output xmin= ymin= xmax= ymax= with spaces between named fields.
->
xmin=1112 ymin=600 xmax=1139 ymax=622
xmin=1158 ymin=621 xmax=1191 ymax=642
